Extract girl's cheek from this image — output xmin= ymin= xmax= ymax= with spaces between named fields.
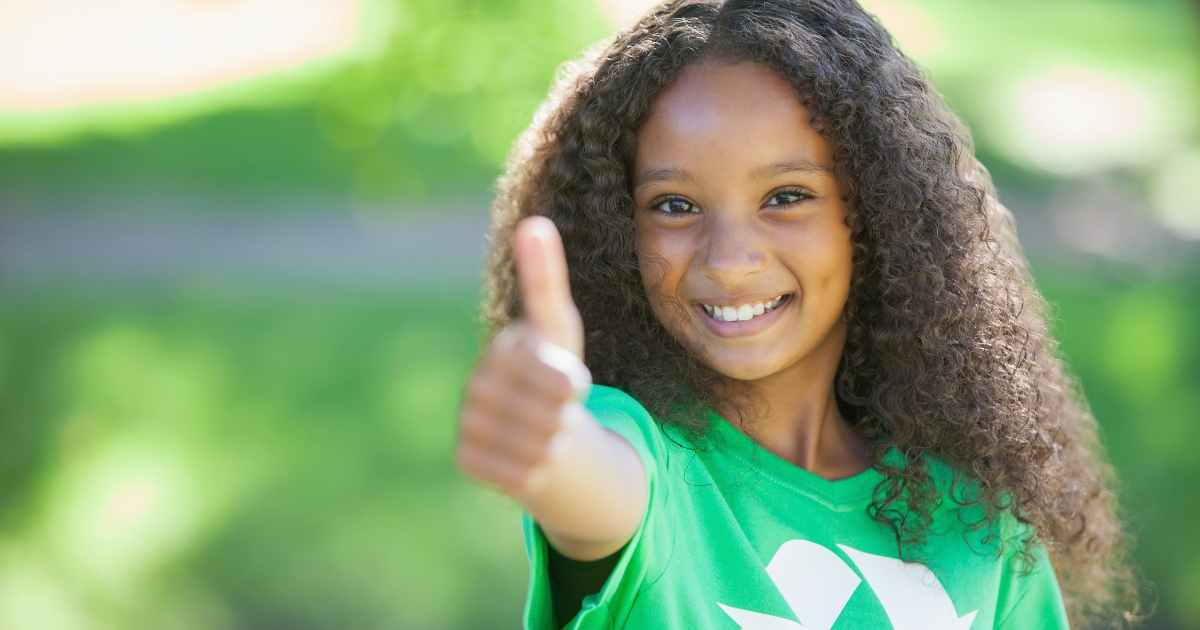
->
xmin=638 ymin=253 xmax=697 ymax=341
xmin=636 ymin=253 xmax=672 ymax=314
xmin=636 ymin=229 xmax=683 ymax=295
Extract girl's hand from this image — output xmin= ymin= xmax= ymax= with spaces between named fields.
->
xmin=455 ymin=217 xmax=647 ymax=560
xmin=456 ymin=217 xmax=589 ymax=499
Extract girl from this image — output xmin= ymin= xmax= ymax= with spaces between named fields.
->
xmin=457 ymin=1 xmax=1137 ymax=628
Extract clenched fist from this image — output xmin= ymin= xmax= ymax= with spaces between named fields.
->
xmin=455 ymin=216 xmax=646 ymax=560
xmin=456 ymin=216 xmax=591 ymax=499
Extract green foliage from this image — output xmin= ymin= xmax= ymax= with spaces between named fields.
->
xmin=0 ymin=1 xmax=1197 ymax=628
xmin=0 ymin=0 xmax=614 ymax=204
xmin=0 ymin=294 xmax=527 ymax=628
xmin=1 ymin=277 xmax=1197 ymax=628
xmin=1039 ymin=274 xmax=1200 ymax=628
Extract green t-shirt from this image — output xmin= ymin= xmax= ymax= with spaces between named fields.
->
xmin=523 ymin=385 xmax=1070 ymax=630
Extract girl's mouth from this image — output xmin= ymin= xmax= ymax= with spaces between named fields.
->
xmin=693 ymin=293 xmax=794 ymax=338
xmin=700 ymin=294 xmax=791 ymax=322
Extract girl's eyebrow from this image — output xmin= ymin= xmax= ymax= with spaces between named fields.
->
xmin=747 ymin=158 xmax=831 ymax=180
xmin=633 ymin=159 xmax=831 ymax=192
xmin=633 ymin=166 xmax=697 ymax=191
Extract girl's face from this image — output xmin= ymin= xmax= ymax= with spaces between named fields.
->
xmin=633 ymin=62 xmax=854 ymax=382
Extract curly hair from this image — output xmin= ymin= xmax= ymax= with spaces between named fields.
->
xmin=482 ymin=0 xmax=1139 ymax=625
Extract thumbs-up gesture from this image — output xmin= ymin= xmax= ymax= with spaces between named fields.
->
xmin=457 ymin=217 xmax=646 ymax=560
xmin=457 ymin=217 xmax=591 ymax=500
xmin=513 ymin=216 xmax=585 ymax=361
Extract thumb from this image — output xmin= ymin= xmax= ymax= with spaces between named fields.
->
xmin=514 ymin=216 xmax=584 ymax=360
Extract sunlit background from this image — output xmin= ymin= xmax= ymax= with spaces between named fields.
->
xmin=0 ymin=0 xmax=1196 ymax=628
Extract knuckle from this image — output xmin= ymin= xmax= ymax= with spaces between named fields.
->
xmin=462 ymin=453 xmax=508 ymax=486
xmin=458 ymin=410 xmax=484 ymax=438
xmin=455 ymin=446 xmax=473 ymax=469
xmin=510 ymin=427 xmax=557 ymax=461
xmin=462 ymin=414 xmax=507 ymax=451
xmin=516 ymin=400 xmax=557 ymax=429
xmin=455 ymin=447 xmax=482 ymax=477
xmin=523 ymin=439 xmax=551 ymax=463
xmin=486 ymin=350 xmax=529 ymax=384
xmin=514 ymin=360 xmax=568 ymax=395
xmin=505 ymin=400 xmax=553 ymax=434
xmin=469 ymin=377 xmax=505 ymax=406
xmin=500 ymin=337 xmax=535 ymax=365
xmin=463 ymin=415 xmax=504 ymax=449
xmin=534 ymin=411 xmax=564 ymax=435
xmin=543 ymin=368 xmax=573 ymax=395
xmin=477 ymin=345 xmax=503 ymax=370
xmin=464 ymin=371 xmax=491 ymax=401
xmin=506 ymin=461 xmax=535 ymax=484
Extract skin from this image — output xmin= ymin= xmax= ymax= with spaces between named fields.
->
xmin=458 ymin=217 xmax=647 ymax=561
xmin=456 ymin=61 xmax=866 ymax=562
xmin=634 ymin=61 xmax=868 ymax=479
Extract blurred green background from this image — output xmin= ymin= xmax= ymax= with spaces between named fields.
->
xmin=0 ymin=0 xmax=1197 ymax=628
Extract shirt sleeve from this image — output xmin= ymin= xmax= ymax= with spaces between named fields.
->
xmin=522 ymin=385 xmax=674 ymax=630
xmin=994 ymin=541 xmax=1071 ymax=629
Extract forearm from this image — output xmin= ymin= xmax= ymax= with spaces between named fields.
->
xmin=518 ymin=402 xmax=648 ymax=561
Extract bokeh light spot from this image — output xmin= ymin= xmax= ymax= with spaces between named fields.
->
xmin=1017 ymin=67 xmax=1154 ymax=174
xmin=98 ymin=477 xmax=158 ymax=533
xmin=54 ymin=450 xmax=199 ymax=588
xmin=1152 ymin=149 xmax=1200 ymax=240
xmin=0 ymin=0 xmax=361 ymax=112
xmin=860 ymin=0 xmax=945 ymax=59
xmin=595 ymin=0 xmax=662 ymax=29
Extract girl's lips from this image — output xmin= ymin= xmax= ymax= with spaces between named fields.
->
xmin=693 ymin=294 xmax=793 ymax=338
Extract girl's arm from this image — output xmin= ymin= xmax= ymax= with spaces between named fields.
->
xmin=456 ymin=217 xmax=648 ymax=561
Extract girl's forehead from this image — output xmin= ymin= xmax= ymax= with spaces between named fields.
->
xmin=652 ymin=61 xmax=798 ymax=111
xmin=634 ymin=61 xmax=834 ymax=175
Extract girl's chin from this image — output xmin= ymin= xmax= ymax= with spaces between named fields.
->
xmin=688 ymin=323 xmax=797 ymax=381
xmin=701 ymin=354 xmax=790 ymax=382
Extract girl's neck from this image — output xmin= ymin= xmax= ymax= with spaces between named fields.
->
xmin=718 ymin=320 xmax=869 ymax=481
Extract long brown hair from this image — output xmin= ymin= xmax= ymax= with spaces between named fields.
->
xmin=483 ymin=0 xmax=1139 ymax=625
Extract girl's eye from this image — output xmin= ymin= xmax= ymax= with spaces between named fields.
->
xmin=766 ymin=190 xmax=809 ymax=206
xmin=653 ymin=198 xmax=699 ymax=215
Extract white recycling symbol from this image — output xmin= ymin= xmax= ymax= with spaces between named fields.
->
xmin=718 ymin=540 xmax=978 ymax=630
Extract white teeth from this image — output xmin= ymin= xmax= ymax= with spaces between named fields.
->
xmin=701 ymin=295 xmax=789 ymax=322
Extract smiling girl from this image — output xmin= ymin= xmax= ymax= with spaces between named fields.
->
xmin=456 ymin=1 xmax=1137 ymax=628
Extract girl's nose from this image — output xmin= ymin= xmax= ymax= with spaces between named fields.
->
xmin=698 ymin=212 xmax=767 ymax=284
